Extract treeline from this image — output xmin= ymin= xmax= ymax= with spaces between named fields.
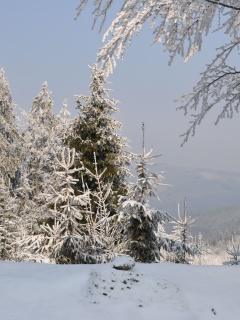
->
xmin=0 ymin=67 xmax=207 ymax=264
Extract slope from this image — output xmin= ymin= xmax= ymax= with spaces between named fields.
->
xmin=0 ymin=259 xmax=239 ymax=320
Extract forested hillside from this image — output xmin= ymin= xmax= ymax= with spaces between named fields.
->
xmin=159 ymin=164 xmax=240 ymax=214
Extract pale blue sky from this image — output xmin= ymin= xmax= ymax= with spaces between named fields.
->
xmin=1 ymin=0 xmax=240 ymax=173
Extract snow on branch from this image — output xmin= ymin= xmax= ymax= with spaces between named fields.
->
xmin=76 ymin=1 xmax=240 ymax=143
xmin=206 ymin=0 xmax=240 ymax=11
xmin=178 ymin=39 xmax=240 ymax=145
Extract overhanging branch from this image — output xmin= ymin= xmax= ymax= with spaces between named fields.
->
xmin=206 ymin=0 xmax=240 ymax=10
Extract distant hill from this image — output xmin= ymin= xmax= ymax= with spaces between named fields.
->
xmin=157 ymin=164 xmax=240 ymax=214
xmin=152 ymin=164 xmax=240 ymax=244
xmin=189 ymin=205 xmax=240 ymax=245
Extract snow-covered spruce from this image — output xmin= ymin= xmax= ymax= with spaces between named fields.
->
xmin=39 ymin=147 xmax=90 ymax=263
xmin=225 ymin=237 xmax=240 ymax=265
xmin=27 ymin=147 xmax=115 ymax=264
xmin=169 ymin=199 xmax=196 ymax=264
xmin=0 ymin=176 xmax=17 ymax=260
xmin=20 ymin=82 xmax=61 ymax=204
xmin=67 ymin=65 xmax=130 ymax=216
xmin=0 ymin=68 xmax=20 ymax=182
xmin=0 ymin=69 xmax=21 ymax=260
xmin=117 ymin=138 xmax=173 ymax=263
xmin=8 ymin=83 xmax=71 ymax=262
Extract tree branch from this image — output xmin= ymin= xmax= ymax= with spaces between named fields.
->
xmin=206 ymin=0 xmax=240 ymax=10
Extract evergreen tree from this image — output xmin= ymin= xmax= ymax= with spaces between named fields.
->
xmin=171 ymin=199 xmax=196 ymax=263
xmin=13 ymin=148 xmax=88 ymax=263
xmin=41 ymin=148 xmax=91 ymax=263
xmin=21 ymin=82 xmax=60 ymax=203
xmin=193 ymin=232 xmax=210 ymax=265
xmin=9 ymin=166 xmax=41 ymax=262
xmin=68 ymin=65 xmax=129 ymax=214
xmin=0 ymin=175 xmax=19 ymax=260
xmin=118 ymin=124 xmax=172 ymax=262
xmin=226 ymin=237 xmax=240 ymax=265
xmin=0 ymin=69 xmax=21 ymax=260
xmin=0 ymin=68 xmax=20 ymax=182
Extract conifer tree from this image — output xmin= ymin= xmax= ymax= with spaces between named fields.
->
xmin=118 ymin=123 xmax=172 ymax=262
xmin=13 ymin=148 xmax=88 ymax=263
xmin=226 ymin=237 xmax=240 ymax=265
xmin=171 ymin=198 xmax=196 ymax=263
xmin=12 ymin=88 xmax=72 ymax=261
xmin=0 ymin=69 xmax=21 ymax=260
xmin=68 ymin=65 xmax=129 ymax=214
xmin=0 ymin=68 xmax=20 ymax=183
xmin=40 ymin=148 xmax=91 ymax=263
xmin=0 ymin=175 xmax=19 ymax=260
xmin=21 ymin=82 xmax=60 ymax=203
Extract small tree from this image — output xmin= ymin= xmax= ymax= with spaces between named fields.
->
xmin=9 ymin=167 xmax=41 ymax=262
xmin=193 ymin=232 xmax=210 ymax=265
xmin=118 ymin=123 xmax=172 ymax=262
xmin=40 ymin=147 xmax=91 ymax=263
xmin=0 ymin=175 xmax=19 ymax=260
xmin=226 ymin=237 xmax=240 ymax=265
xmin=171 ymin=199 xmax=196 ymax=263
xmin=0 ymin=177 xmax=11 ymax=259
xmin=43 ymin=148 xmax=117 ymax=264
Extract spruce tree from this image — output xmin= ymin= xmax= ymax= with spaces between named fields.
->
xmin=68 ymin=66 xmax=129 ymax=214
xmin=118 ymin=123 xmax=172 ymax=262
xmin=21 ymin=82 xmax=60 ymax=203
xmin=0 ymin=68 xmax=20 ymax=182
xmin=171 ymin=198 xmax=196 ymax=263
xmin=0 ymin=69 xmax=21 ymax=259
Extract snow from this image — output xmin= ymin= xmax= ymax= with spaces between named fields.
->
xmin=112 ymin=255 xmax=135 ymax=270
xmin=0 ymin=259 xmax=239 ymax=320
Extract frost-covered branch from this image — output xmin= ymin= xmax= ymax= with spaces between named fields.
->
xmin=206 ymin=0 xmax=240 ymax=10
xmin=76 ymin=1 xmax=240 ymax=142
xmin=178 ymin=39 xmax=240 ymax=144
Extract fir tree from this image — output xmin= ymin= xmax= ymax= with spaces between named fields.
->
xmin=21 ymin=82 xmax=60 ymax=203
xmin=13 ymin=89 xmax=72 ymax=262
xmin=41 ymin=147 xmax=90 ymax=263
xmin=0 ymin=175 xmax=18 ymax=260
xmin=226 ymin=237 xmax=240 ymax=265
xmin=14 ymin=148 xmax=89 ymax=263
xmin=118 ymin=123 xmax=172 ymax=262
xmin=47 ymin=149 xmax=116 ymax=264
xmin=0 ymin=68 xmax=20 ymax=183
xmin=171 ymin=199 xmax=196 ymax=263
xmin=68 ymin=65 xmax=129 ymax=214
xmin=42 ymin=147 xmax=116 ymax=264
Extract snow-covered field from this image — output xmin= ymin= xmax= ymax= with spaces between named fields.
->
xmin=0 ymin=258 xmax=239 ymax=320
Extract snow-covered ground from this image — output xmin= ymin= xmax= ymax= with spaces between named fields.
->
xmin=0 ymin=258 xmax=239 ymax=320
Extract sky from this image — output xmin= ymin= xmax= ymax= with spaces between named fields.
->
xmin=1 ymin=0 xmax=240 ymax=173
